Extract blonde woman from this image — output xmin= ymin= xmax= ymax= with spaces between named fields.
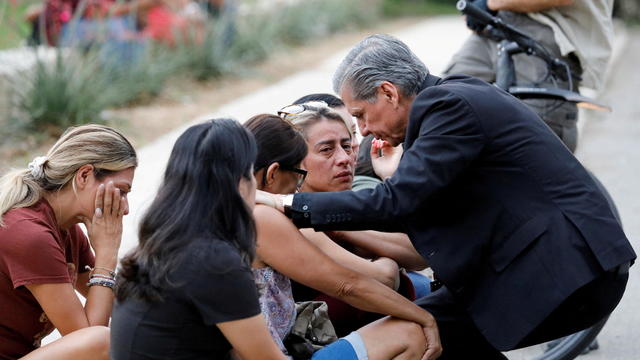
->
xmin=0 ymin=124 xmax=137 ymax=360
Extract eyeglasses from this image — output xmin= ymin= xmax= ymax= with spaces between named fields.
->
xmin=281 ymin=165 xmax=307 ymax=191
xmin=277 ymin=101 xmax=328 ymax=120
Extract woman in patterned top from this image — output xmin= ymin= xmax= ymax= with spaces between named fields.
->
xmin=246 ymin=113 xmax=439 ymax=360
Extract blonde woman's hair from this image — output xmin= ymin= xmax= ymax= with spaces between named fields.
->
xmin=0 ymin=124 xmax=137 ymax=226
xmin=279 ymin=101 xmax=352 ymax=140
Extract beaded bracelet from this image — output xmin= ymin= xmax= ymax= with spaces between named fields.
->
xmin=89 ymin=274 xmax=116 ymax=281
xmin=87 ymin=277 xmax=116 ymax=290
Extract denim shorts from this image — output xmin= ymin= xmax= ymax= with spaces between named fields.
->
xmin=311 ymin=331 xmax=368 ymax=360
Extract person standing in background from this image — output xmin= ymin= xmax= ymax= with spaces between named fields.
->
xmin=445 ymin=0 xmax=615 ymax=152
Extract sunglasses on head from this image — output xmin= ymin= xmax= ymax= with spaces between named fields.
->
xmin=277 ymin=101 xmax=328 ymax=119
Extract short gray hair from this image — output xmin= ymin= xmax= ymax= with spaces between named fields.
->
xmin=333 ymin=34 xmax=428 ymax=102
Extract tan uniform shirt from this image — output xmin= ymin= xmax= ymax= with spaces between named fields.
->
xmin=528 ymin=0 xmax=614 ymax=89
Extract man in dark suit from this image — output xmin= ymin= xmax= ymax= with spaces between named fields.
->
xmin=258 ymin=34 xmax=635 ymax=359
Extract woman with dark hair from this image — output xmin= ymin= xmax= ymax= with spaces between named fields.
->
xmin=249 ymin=114 xmax=309 ymax=194
xmin=110 ymin=118 xmax=285 ymax=360
xmin=246 ymin=113 xmax=433 ymax=360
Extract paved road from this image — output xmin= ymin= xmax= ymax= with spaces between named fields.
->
xmin=505 ymin=27 xmax=640 ymax=359
xmin=565 ymin=28 xmax=640 ymax=360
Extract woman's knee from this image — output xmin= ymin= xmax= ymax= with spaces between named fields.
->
xmin=372 ymin=257 xmax=400 ymax=290
xmin=82 ymin=326 xmax=110 ymax=356
xmin=21 ymin=326 xmax=110 ymax=360
xmin=358 ymin=318 xmax=426 ymax=359
xmin=65 ymin=326 xmax=110 ymax=359
xmin=395 ymin=320 xmax=427 ymax=355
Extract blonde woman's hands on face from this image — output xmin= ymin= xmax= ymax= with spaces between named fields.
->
xmin=371 ymin=139 xmax=403 ymax=180
xmin=83 ymin=181 xmax=126 ymax=261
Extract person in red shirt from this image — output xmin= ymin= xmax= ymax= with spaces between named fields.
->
xmin=0 ymin=124 xmax=137 ymax=360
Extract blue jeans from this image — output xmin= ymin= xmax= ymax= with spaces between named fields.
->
xmin=311 ymin=332 xmax=368 ymax=360
xmin=60 ymin=16 xmax=145 ymax=66
xmin=407 ymin=271 xmax=432 ymax=299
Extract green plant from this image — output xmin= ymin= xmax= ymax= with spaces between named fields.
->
xmin=16 ymin=49 xmax=114 ymax=135
xmin=15 ymin=43 xmax=176 ymax=134
xmin=171 ymin=17 xmax=238 ymax=81
xmin=12 ymin=0 xmax=383 ymax=134
xmin=106 ymin=46 xmax=178 ymax=105
xmin=227 ymin=10 xmax=281 ymax=65
xmin=173 ymin=0 xmax=380 ymax=82
xmin=0 ymin=0 xmax=40 ymax=50
xmin=383 ymin=0 xmax=457 ymax=17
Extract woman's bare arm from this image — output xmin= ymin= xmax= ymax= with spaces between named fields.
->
xmin=25 ymin=183 xmax=124 ymax=334
xmin=26 ymin=283 xmax=112 ymax=335
xmin=253 ymin=205 xmax=434 ymax=327
xmin=301 ymin=229 xmax=400 ymax=289
xmin=487 ymin=0 xmax=573 ymax=13
xmin=326 ymin=230 xmax=428 ymax=271
xmin=217 ymin=314 xmax=288 ymax=360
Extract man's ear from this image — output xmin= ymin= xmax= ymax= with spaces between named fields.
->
xmin=379 ymin=81 xmax=400 ymax=107
xmin=264 ymin=162 xmax=281 ymax=187
xmin=75 ymin=164 xmax=95 ymax=190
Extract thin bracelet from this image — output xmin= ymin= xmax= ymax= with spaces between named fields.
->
xmin=85 ymin=265 xmax=116 ymax=278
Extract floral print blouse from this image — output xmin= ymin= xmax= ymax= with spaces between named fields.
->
xmin=253 ymin=266 xmax=297 ymax=355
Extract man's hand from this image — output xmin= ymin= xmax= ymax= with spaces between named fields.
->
xmin=465 ymin=0 xmax=497 ymax=33
xmin=255 ymin=190 xmax=284 ymax=213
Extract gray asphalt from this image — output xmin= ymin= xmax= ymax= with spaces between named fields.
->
xmin=506 ymin=27 xmax=640 ymax=360
xmin=566 ymin=27 xmax=640 ymax=360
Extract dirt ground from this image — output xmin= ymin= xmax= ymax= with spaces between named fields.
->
xmin=0 ymin=17 xmax=422 ymax=174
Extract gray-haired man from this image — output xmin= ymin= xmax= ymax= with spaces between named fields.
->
xmin=258 ymin=34 xmax=634 ymax=359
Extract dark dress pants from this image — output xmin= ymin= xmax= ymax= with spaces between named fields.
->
xmin=517 ymin=263 xmax=629 ymax=347
xmin=414 ymin=287 xmax=507 ymax=359
xmin=415 ymin=264 xmax=629 ymax=359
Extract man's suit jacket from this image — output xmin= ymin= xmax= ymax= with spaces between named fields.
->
xmin=289 ymin=74 xmax=635 ymax=350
